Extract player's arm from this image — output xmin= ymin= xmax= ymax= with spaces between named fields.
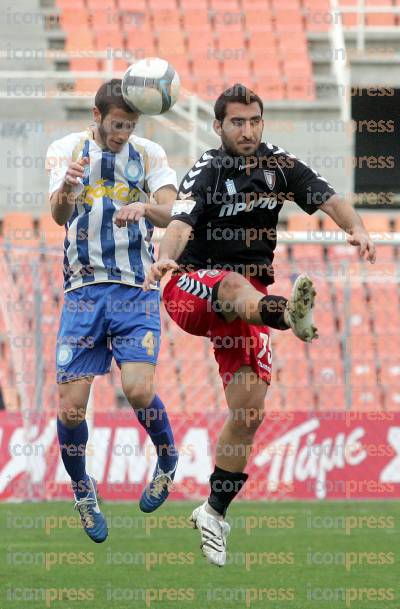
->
xmin=142 ymin=219 xmax=192 ymax=290
xmin=50 ymin=157 xmax=88 ymax=225
xmin=284 ymin=153 xmax=376 ymax=263
xmin=114 ymin=184 xmax=177 ymax=228
xmin=320 ymin=194 xmax=376 ymax=263
xmin=115 ymin=140 xmax=178 ymax=229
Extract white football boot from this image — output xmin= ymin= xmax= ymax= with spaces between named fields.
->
xmin=284 ymin=273 xmax=318 ymax=342
xmin=190 ymin=502 xmax=231 ymax=567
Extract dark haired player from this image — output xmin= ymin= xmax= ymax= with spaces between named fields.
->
xmin=46 ymin=79 xmax=179 ymax=542
xmin=144 ymin=84 xmax=376 ymax=565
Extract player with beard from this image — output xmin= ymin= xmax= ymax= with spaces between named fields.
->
xmin=144 ymin=84 xmax=375 ymax=566
xmin=46 ymin=79 xmax=179 ymax=543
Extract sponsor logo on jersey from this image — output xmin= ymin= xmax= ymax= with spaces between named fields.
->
xmin=82 ymin=179 xmax=141 ymax=206
xmin=219 ymin=196 xmax=278 ymax=217
xmin=225 ymin=179 xmax=237 ymax=195
xmin=263 ymin=170 xmax=276 ymax=190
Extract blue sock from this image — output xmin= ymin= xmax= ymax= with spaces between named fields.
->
xmin=57 ymin=418 xmax=90 ymax=499
xmin=135 ymin=395 xmax=178 ymax=472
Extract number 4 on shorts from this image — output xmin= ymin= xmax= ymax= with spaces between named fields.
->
xmin=142 ymin=331 xmax=156 ymax=356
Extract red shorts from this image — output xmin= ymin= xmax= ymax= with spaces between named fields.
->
xmin=163 ymin=269 xmax=272 ymax=387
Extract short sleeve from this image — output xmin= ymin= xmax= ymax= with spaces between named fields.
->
xmin=170 ymin=153 xmax=212 ymax=226
xmin=144 ymin=141 xmax=177 ymax=193
xmin=46 ymin=139 xmax=71 ymax=195
xmin=285 ymin=156 xmax=336 ymax=215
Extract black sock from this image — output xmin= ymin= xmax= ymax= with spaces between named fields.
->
xmin=258 ymin=295 xmax=289 ymax=330
xmin=208 ymin=466 xmax=249 ymax=517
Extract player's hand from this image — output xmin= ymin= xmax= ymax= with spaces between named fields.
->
xmin=114 ymin=203 xmax=147 ymax=227
xmin=64 ymin=157 xmax=89 ymax=187
xmin=143 ymin=259 xmax=179 ymax=291
xmin=348 ymin=229 xmax=376 ymax=263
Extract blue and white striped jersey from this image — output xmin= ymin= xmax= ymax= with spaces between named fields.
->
xmin=46 ymin=128 xmax=177 ymax=292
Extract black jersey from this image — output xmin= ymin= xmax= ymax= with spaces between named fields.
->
xmin=171 ymin=142 xmax=336 ymax=285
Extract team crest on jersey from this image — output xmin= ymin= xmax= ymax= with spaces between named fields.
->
xmin=124 ymin=158 xmax=143 ymax=184
xmin=263 ymin=170 xmax=276 ymax=190
xmin=225 ymin=179 xmax=237 ymax=195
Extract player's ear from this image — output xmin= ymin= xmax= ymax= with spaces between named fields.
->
xmin=93 ymin=106 xmax=101 ymax=124
xmin=213 ymin=119 xmax=222 ymax=137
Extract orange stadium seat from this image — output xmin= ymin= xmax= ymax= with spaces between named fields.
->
xmin=65 ymin=31 xmax=96 ymax=51
xmin=217 ymin=31 xmax=247 ymax=50
xmin=56 ymin=0 xmax=85 ymax=8
xmin=338 ymin=0 xmax=358 ymax=26
xmin=244 ymin=8 xmax=273 ymax=28
xmin=284 ymin=386 xmax=316 ymax=410
xmin=317 ymin=385 xmax=346 ymax=410
xmin=148 ymin=0 xmax=178 ymax=9
xmin=87 ymin=8 xmax=121 ymax=28
xmin=3 ymin=213 xmax=36 ymax=244
xmin=304 ymin=0 xmax=332 ymax=32
xmin=366 ymin=0 xmax=396 ymax=26
xmin=125 ymin=29 xmax=157 ymax=56
xmin=87 ymin=0 xmax=116 ymax=7
xmin=152 ymin=10 xmax=183 ymax=30
xmin=157 ymin=31 xmax=186 ymax=55
xmin=274 ymin=9 xmax=305 ymax=32
xmin=183 ymin=9 xmax=212 ymax=31
xmin=75 ymin=78 xmax=104 ymax=94
xmin=287 ymin=214 xmax=322 ymax=231
xmin=59 ymin=8 xmax=88 ymax=30
xmin=95 ymin=29 xmax=125 ymax=50
xmin=69 ymin=57 xmax=100 ymax=71
xmin=39 ymin=215 xmax=65 ymax=247
xmin=253 ymin=78 xmax=285 ymax=100
xmin=117 ymin=0 xmax=147 ymax=10
xmin=360 ymin=214 xmax=391 ymax=232
xmin=352 ymin=386 xmax=383 ymax=410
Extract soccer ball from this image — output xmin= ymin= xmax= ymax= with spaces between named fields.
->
xmin=122 ymin=57 xmax=180 ymax=115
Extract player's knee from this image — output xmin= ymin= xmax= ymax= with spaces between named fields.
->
xmin=218 ymin=272 xmax=246 ymax=301
xmin=58 ymin=387 xmax=87 ymax=427
xmin=124 ymin=384 xmax=154 ymax=409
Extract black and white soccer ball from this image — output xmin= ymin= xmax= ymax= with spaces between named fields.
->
xmin=122 ymin=57 xmax=180 ymax=115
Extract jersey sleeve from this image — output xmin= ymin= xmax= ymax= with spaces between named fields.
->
xmin=45 ymin=138 xmax=72 ymax=195
xmin=144 ymin=141 xmax=177 ymax=193
xmin=284 ymin=154 xmax=337 ymax=215
xmin=171 ymin=152 xmax=213 ymax=227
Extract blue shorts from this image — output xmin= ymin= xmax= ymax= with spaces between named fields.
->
xmin=56 ymin=283 xmax=161 ymax=383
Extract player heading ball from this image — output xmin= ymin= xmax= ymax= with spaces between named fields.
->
xmin=46 ymin=79 xmax=179 ymax=542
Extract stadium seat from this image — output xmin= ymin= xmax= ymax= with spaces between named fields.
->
xmin=351 ymin=386 xmax=383 ymax=410
xmin=183 ymin=8 xmax=213 ymax=31
xmin=95 ymin=29 xmax=125 ymax=50
xmin=338 ymin=0 xmax=358 ymax=26
xmin=317 ymin=385 xmax=346 ymax=410
xmin=39 ymin=215 xmax=65 ymax=247
xmin=69 ymin=58 xmax=100 ymax=71
xmin=65 ymin=31 xmax=95 ymax=51
xmin=244 ymin=8 xmax=273 ymax=29
xmin=118 ymin=0 xmax=147 ymax=9
xmin=59 ymin=8 xmax=88 ymax=30
xmin=366 ymin=0 xmax=396 ymax=26
xmin=304 ymin=0 xmax=332 ymax=32
xmin=157 ymin=31 xmax=186 ymax=55
xmin=284 ymin=386 xmax=316 ymax=410
xmin=275 ymin=9 xmax=305 ymax=32
xmin=152 ymin=9 xmax=183 ymax=29
xmin=287 ymin=214 xmax=322 ymax=231
xmin=3 ymin=213 xmax=36 ymax=244
xmin=125 ymin=29 xmax=157 ymax=56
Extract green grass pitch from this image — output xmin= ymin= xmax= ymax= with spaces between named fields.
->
xmin=2 ymin=501 xmax=399 ymax=609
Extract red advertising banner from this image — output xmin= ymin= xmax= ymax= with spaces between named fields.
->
xmin=0 ymin=410 xmax=399 ymax=501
